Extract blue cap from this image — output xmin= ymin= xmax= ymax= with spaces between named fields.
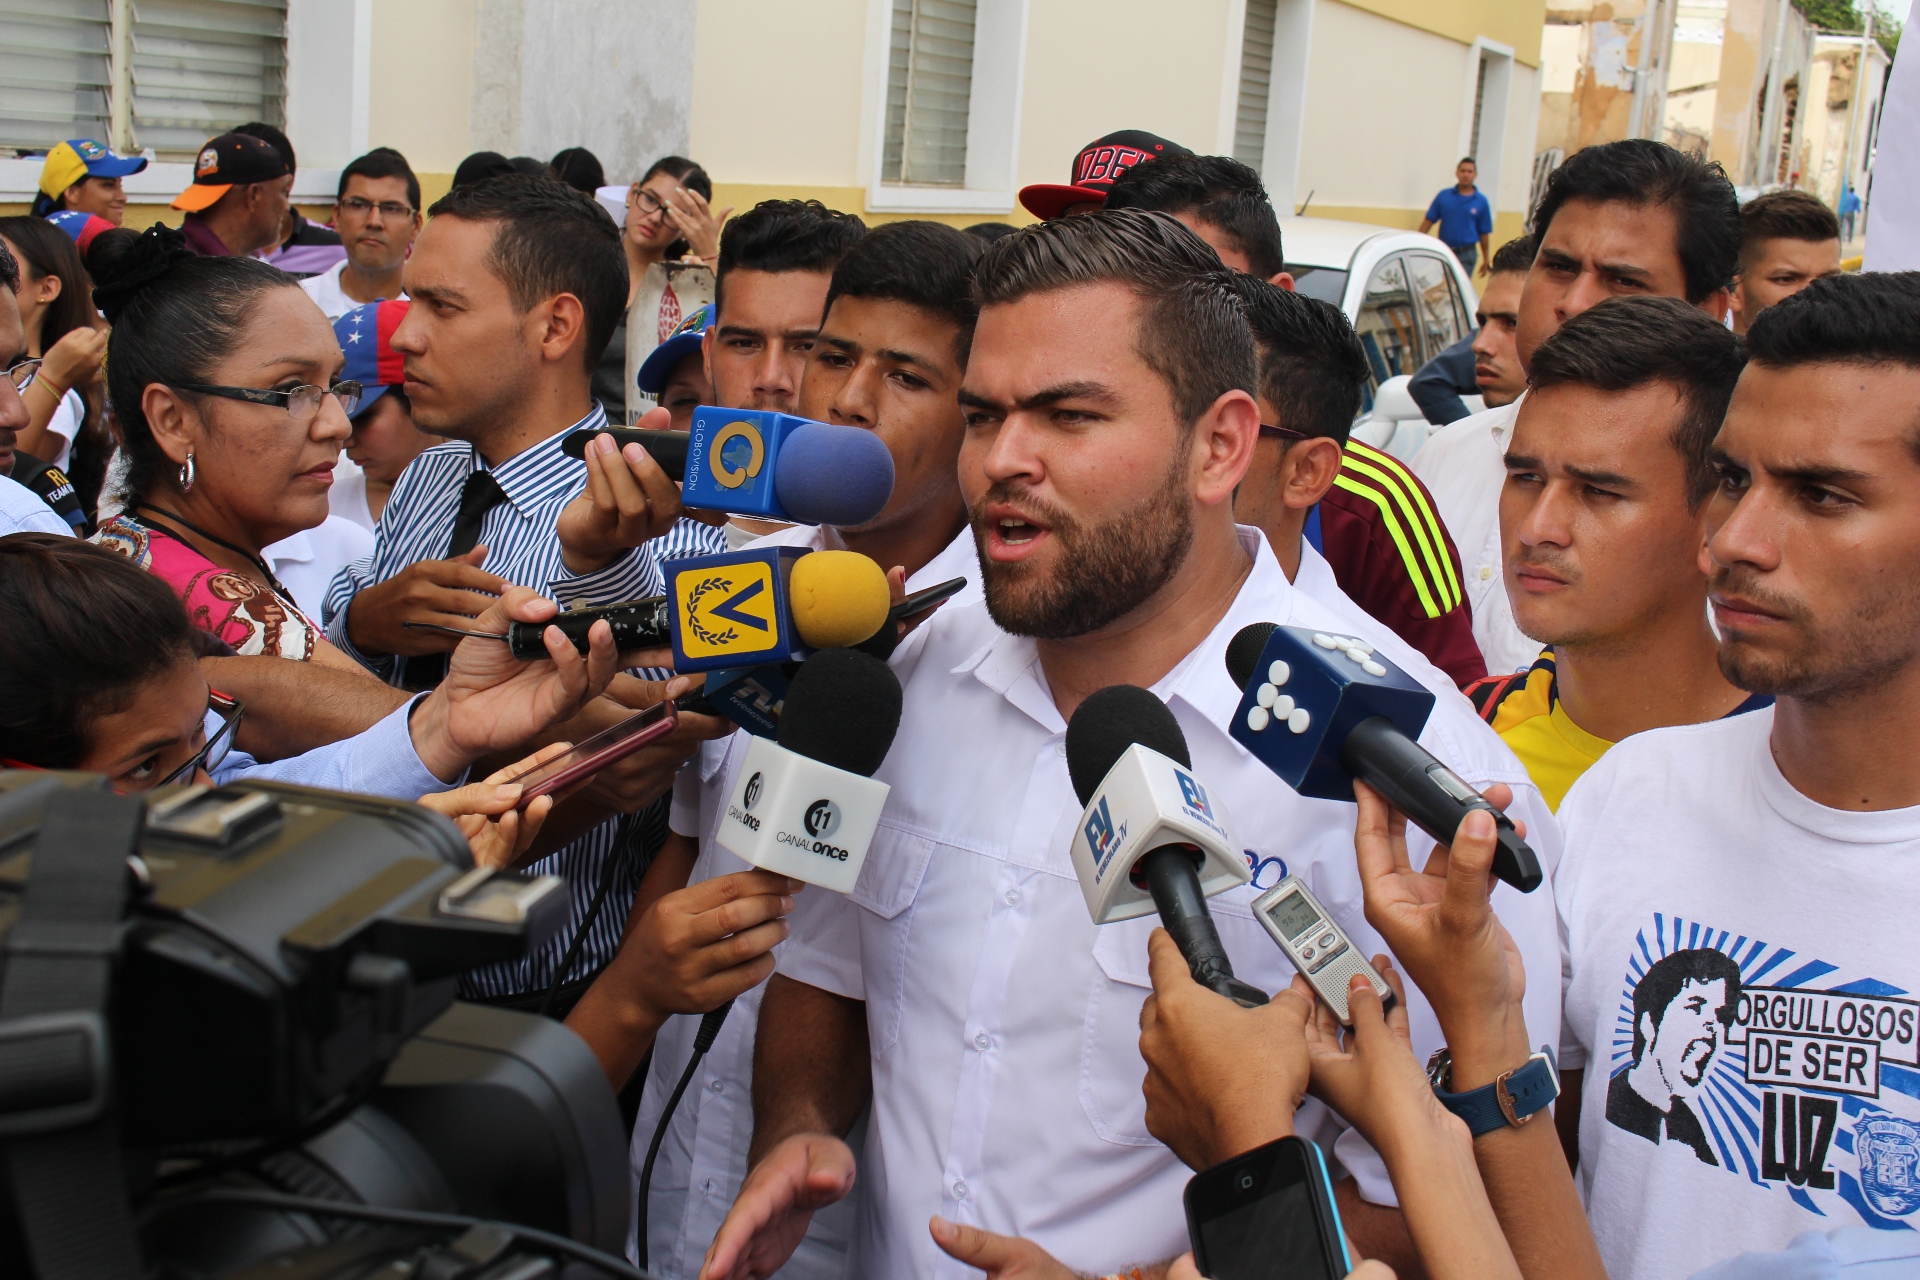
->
xmin=333 ymin=299 xmax=409 ymax=411
xmin=637 ymin=302 xmax=713 ymax=394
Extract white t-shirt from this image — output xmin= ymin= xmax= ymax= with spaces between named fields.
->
xmin=328 ymin=456 xmax=377 ymax=534
xmin=40 ymin=386 xmax=82 ymax=473
xmin=1409 ymin=396 xmax=1537 ymax=675
xmin=262 ymin=515 xmax=377 ymax=623
xmin=299 ymin=261 xmax=405 ymax=321
xmin=0 ymin=473 xmax=70 ymax=536
xmin=1558 ymin=708 xmax=1920 ymax=1280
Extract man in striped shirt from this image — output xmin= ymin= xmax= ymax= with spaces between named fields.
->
xmin=323 ymin=175 xmax=728 ymax=1005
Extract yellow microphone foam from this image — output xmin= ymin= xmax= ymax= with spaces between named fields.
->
xmin=789 ymin=550 xmax=891 ymax=649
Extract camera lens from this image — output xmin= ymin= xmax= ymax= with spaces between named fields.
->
xmin=1238 ymin=1173 xmax=1254 ymax=1190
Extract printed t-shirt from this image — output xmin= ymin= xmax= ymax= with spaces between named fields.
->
xmin=92 ymin=513 xmax=321 ymax=659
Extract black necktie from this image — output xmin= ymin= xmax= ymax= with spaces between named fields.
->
xmin=403 ymin=470 xmax=508 ymax=689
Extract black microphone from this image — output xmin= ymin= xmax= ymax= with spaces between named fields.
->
xmin=1067 ymin=686 xmax=1269 ymax=1008
xmin=1225 ymin=623 xmax=1541 ymax=893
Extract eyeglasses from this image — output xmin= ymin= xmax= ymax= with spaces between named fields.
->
xmin=338 ymin=196 xmax=414 ymax=219
xmin=631 ymin=187 xmax=672 ymax=216
xmin=6 ymin=357 xmax=42 ymax=393
xmin=175 ymin=380 xmax=364 ymax=422
xmin=1259 ymin=423 xmax=1311 ymax=441
xmin=155 ymin=692 xmax=244 ymax=791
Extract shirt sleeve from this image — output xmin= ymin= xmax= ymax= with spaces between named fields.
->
xmin=777 ymin=885 xmax=866 ymax=1002
xmin=217 ymin=694 xmax=462 ymax=798
xmin=1407 ymin=336 xmax=1478 ymax=426
xmin=324 ymin=550 xmax=401 ymax=681
xmin=1476 ymin=196 xmax=1494 ymax=236
xmin=549 ymin=542 xmax=663 ymax=608
xmin=1425 ymin=193 xmax=1445 ymax=222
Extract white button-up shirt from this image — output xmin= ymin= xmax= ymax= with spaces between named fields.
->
xmin=630 ymin=525 xmax=983 ymax=1278
xmin=1410 ymin=397 xmax=1537 ymax=675
xmin=775 ymin=527 xmax=1563 ymax=1277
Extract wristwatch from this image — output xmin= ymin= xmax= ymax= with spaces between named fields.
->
xmin=1426 ymin=1045 xmax=1559 ymax=1137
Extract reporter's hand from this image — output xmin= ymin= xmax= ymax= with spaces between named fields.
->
xmin=701 ymin=1134 xmax=856 ymax=1280
xmin=556 ymin=408 xmax=689 ymax=574
xmin=1352 ymin=780 xmax=1529 ymax=1078
xmin=928 ymin=1219 xmax=1083 ymax=1279
xmin=1300 ymin=963 xmax=1465 ymax=1159
xmin=611 ymin=869 xmax=803 ymax=1022
xmin=416 ymin=742 xmax=569 ymax=868
xmin=1139 ymin=927 xmax=1314 ymax=1170
xmin=345 ymin=546 xmax=509 ymax=656
xmin=566 ymin=679 xmax=733 ymax=813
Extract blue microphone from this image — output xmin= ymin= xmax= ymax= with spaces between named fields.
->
xmin=562 ymin=407 xmax=895 ymax=526
xmin=1226 ymin=624 xmax=1542 ymax=893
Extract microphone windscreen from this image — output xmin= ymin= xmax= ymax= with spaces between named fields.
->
xmin=1065 ymin=685 xmax=1192 ymax=807
xmin=776 ymin=648 xmax=903 ymax=777
xmin=773 ymin=422 xmax=895 ymax=526
xmin=1226 ymin=622 xmax=1280 ymax=689
xmin=789 ymin=551 xmax=890 ymax=649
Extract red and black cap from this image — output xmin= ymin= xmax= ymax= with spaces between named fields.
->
xmin=172 ymin=133 xmax=289 ymax=212
xmin=1018 ymin=130 xmax=1192 ymax=221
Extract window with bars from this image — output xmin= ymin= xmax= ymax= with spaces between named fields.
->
xmin=0 ymin=0 xmax=286 ymax=157
xmin=1234 ymin=0 xmax=1277 ymax=173
xmin=882 ymin=0 xmax=976 ymax=187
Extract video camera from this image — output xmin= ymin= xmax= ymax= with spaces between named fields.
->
xmin=0 ymin=771 xmax=645 ymax=1279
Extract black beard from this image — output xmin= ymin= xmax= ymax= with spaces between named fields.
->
xmin=970 ymin=461 xmax=1193 ymax=640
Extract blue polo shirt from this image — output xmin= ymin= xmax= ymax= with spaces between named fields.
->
xmin=1425 ymin=185 xmax=1492 ymax=249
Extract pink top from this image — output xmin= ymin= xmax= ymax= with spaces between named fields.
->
xmin=92 ymin=514 xmax=321 ymax=660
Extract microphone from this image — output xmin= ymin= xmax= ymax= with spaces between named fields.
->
xmin=662 ymin=546 xmax=890 ymax=674
xmin=1225 ymin=624 xmax=1542 ymax=893
xmin=561 ymin=407 xmax=895 ymax=526
xmin=1066 ymin=686 xmax=1268 ymax=1008
xmin=716 ymin=648 xmax=903 ymax=891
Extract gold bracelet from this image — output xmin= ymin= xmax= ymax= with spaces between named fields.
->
xmin=29 ymin=377 xmax=68 ymax=401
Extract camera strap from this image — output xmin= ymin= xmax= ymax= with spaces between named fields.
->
xmin=0 ymin=787 xmax=144 ymax=1280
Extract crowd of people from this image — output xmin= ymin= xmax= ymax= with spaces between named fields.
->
xmin=0 ymin=119 xmax=1916 ymax=1280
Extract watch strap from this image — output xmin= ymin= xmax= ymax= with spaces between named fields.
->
xmin=1432 ymin=1046 xmax=1559 ymax=1137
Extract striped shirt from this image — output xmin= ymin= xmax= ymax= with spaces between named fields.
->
xmin=1311 ymin=439 xmax=1485 ymax=688
xmin=322 ymin=402 xmax=666 ymax=998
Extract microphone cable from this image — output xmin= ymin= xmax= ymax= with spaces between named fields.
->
xmin=635 ymin=999 xmax=734 ymax=1267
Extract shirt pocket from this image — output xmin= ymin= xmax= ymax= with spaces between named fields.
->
xmin=843 ymin=821 xmax=936 ymax=1060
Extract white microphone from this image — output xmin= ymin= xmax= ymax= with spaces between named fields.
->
xmin=1067 ymin=686 xmax=1265 ymax=1007
xmin=716 ymin=648 xmax=902 ymax=892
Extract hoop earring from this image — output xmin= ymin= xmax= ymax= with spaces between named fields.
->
xmin=178 ymin=451 xmax=194 ymax=494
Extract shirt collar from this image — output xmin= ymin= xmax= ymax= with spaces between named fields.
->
xmin=955 ymin=525 xmax=1295 ymax=737
xmin=1487 ymin=393 xmax=1525 ymax=447
xmin=465 ymin=402 xmax=608 ymax=518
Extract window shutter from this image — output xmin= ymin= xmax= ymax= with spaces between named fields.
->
xmin=882 ymin=0 xmax=976 ymax=187
xmin=1234 ymin=0 xmax=1277 ymax=172
xmin=130 ymin=0 xmax=285 ymax=156
xmin=0 ymin=0 xmax=113 ymax=151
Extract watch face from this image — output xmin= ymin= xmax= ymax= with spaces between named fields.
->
xmin=1425 ymin=1047 xmax=1452 ymax=1091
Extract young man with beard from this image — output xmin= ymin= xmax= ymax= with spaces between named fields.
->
xmin=1726 ymin=191 xmax=1841 ymax=335
xmin=1408 ymin=235 xmax=1534 ymax=427
xmin=1412 ymin=140 xmax=1740 ymax=676
xmin=1553 ymin=273 xmax=1920 ymax=1278
xmin=627 ymin=220 xmax=984 ymax=1280
xmin=1473 ymin=296 xmax=1766 ymax=810
xmin=700 ymin=211 xmax=1562 ymax=1280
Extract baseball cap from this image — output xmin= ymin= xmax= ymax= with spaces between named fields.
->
xmin=1018 ymin=130 xmax=1192 ymax=221
xmin=171 ymin=133 xmax=289 ymax=212
xmin=334 ymin=299 xmax=409 ymax=410
xmin=636 ymin=302 xmax=713 ymax=394
xmin=37 ymin=139 xmax=147 ymax=201
xmin=44 ymin=210 xmax=114 ymax=254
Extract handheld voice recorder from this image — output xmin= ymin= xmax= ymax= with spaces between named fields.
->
xmin=1251 ymin=875 xmax=1394 ymax=1025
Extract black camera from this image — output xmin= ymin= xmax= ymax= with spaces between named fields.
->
xmin=0 ymin=771 xmax=642 ymax=1279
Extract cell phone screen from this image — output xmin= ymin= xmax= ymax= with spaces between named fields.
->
xmin=1197 ymin=1181 xmax=1332 ymax=1280
xmin=503 ymin=701 xmax=674 ymax=799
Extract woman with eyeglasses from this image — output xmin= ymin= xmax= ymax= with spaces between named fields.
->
xmin=82 ymin=223 xmax=370 ymax=668
xmin=0 ymin=533 xmax=653 ymax=868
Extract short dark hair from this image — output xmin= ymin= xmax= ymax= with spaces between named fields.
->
xmin=1526 ymin=295 xmax=1746 ymax=508
xmin=1459 ymin=156 xmax=1476 ymax=167
xmin=453 ymin=151 xmax=514 ymax=190
xmin=234 ymin=122 xmax=295 ymax=176
xmin=1103 ymin=154 xmax=1285 ymax=280
xmin=1739 ymin=190 xmax=1841 ymax=272
xmin=1231 ymin=275 xmax=1367 ymax=445
xmin=972 ymin=209 xmax=1256 ymax=427
xmin=550 ymin=146 xmax=606 ymax=195
xmin=965 ymin=222 xmax=1018 ymax=243
xmin=1531 ymin=139 xmax=1741 ymax=304
xmin=823 ymin=220 xmax=984 ymax=365
xmin=338 ymin=147 xmax=421 ymax=212
xmin=1630 ymin=948 xmax=1742 ymax=1063
xmin=0 ymin=237 xmax=17 ymax=293
xmin=427 ymin=174 xmax=627 ymax=369
xmin=716 ymin=199 xmax=867 ymax=316
xmin=1744 ymin=271 xmax=1920 ymax=375
xmin=1490 ymin=234 xmax=1536 ymax=276
xmin=0 ymin=533 xmax=197 ymax=768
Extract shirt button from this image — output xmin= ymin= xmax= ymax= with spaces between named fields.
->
xmin=710 ymin=1079 xmax=725 ymax=1093
xmin=953 ymin=1179 xmax=969 ymax=1199
xmin=704 ymin=1178 xmax=717 ymax=1194
xmin=1004 ymin=889 xmax=1021 ymax=906
xmin=974 ymin=1032 xmax=990 ymax=1051
xmin=1479 ymin=566 xmax=1493 ymax=580
xmin=1054 ymin=741 xmax=1067 ymax=756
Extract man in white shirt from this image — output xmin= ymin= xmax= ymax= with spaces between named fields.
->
xmin=1554 ymin=273 xmax=1920 ymax=1278
xmin=1411 ymin=139 xmax=1741 ymax=676
xmin=300 ymin=149 xmax=421 ymax=320
xmin=703 ymin=210 xmax=1561 ymax=1280
xmin=631 ymin=218 xmax=987 ymax=1279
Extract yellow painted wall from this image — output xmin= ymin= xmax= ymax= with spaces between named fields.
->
xmin=369 ymin=0 xmax=476 ymax=178
xmin=690 ymin=1 xmax=870 ymax=187
xmin=1345 ymin=0 xmax=1544 ymax=66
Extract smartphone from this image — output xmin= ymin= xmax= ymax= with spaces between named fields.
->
xmin=1251 ymin=875 xmax=1396 ymax=1026
xmin=502 ymin=701 xmax=678 ymax=801
xmin=1185 ymin=1136 xmax=1351 ymax=1280
xmin=893 ymin=576 xmax=967 ymax=622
